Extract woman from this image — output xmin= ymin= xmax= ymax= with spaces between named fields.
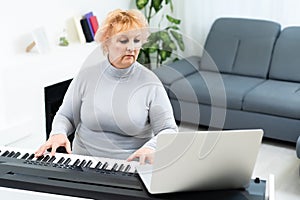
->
xmin=35 ymin=9 xmax=178 ymax=164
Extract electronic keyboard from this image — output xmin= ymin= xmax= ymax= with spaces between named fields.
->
xmin=0 ymin=146 xmax=267 ymax=200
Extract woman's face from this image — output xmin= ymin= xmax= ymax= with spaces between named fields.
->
xmin=106 ymin=30 xmax=143 ymax=69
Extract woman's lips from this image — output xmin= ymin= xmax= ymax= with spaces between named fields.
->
xmin=124 ymin=55 xmax=135 ymax=59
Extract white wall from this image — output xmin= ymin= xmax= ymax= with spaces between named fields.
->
xmin=0 ymin=0 xmax=132 ymax=57
xmin=0 ymin=0 xmax=131 ymax=146
xmin=174 ymin=0 xmax=300 ymax=56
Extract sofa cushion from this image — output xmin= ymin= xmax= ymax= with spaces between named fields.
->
xmin=153 ymin=56 xmax=200 ymax=86
xmin=232 ymin=37 xmax=276 ymax=78
xmin=169 ymin=71 xmax=265 ymax=110
xmin=201 ymin=32 xmax=239 ymax=73
xmin=269 ymin=27 xmax=300 ymax=82
xmin=200 ymin=17 xmax=280 ymax=78
xmin=243 ymin=80 xmax=300 ymax=119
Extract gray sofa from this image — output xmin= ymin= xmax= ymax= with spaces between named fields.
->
xmin=153 ymin=18 xmax=300 ymax=149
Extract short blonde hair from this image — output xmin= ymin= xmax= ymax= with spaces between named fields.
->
xmin=95 ymin=9 xmax=149 ymax=53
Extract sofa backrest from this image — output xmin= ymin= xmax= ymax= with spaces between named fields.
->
xmin=269 ymin=27 xmax=300 ymax=82
xmin=200 ymin=17 xmax=281 ymax=78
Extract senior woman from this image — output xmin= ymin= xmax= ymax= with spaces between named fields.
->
xmin=35 ymin=9 xmax=178 ymax=164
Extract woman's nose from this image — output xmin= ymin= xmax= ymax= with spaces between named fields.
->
xmin=126 ymin=42 xmax=135 ymax=51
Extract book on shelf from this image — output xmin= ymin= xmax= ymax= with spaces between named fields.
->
xmin=80 ymin=18 xmax=94 ymax=43
xmin=89 ymin=15 xmax=99 ymax=35
xmin=84 ymin=12 xmax=95 ymax=39
xmin=73 ymin=15 xmax=86 ymax=44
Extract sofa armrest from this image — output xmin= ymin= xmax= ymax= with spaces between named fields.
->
xmin=297 ymin=136 xmax=300 ymax=159
xmin=153 ymin=56 xmax=201 ymax=86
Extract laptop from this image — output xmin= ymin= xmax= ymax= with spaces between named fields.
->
xmin=136 ymin=129 xmax=263 ymax=194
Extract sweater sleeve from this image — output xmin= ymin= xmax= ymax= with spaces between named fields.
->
xmin=50 ymin=75 xmax=82 ymax=137
xmin=142 ymin=84 xmax=178 ymax=149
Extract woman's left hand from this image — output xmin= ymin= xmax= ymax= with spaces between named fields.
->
xmin=127 ymin=147 xmax=154 ymax=165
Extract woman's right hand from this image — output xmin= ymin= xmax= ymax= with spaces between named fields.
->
xmin=35 ymin=134 xmax=72 ymax=157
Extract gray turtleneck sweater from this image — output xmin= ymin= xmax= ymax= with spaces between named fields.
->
xmin=50 ymin=59 xmax=178 ymax=160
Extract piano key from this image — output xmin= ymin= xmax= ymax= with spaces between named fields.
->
xmin=85 ymin=160 xmax=93 ymax=168
xmin=124 ymin=165 xmax=131 ymax=173
xmin=63 ymin=158 xmax=71 ymax=165
xmin=102 ymin=162 xmax=108 ymax=170
xmin=12 ymin=152 xmax=21 ymax=158
xmin=72 ymin=159 xmax=80 ymax=166
xmin=79 ymin=160 xmax=86 ymax=167
xmin=36 ymin=155 xmax=44 ymax=161
xmin=112 ymin=163 xmax=118 ymax=171
xmin=1 ymin=150 xmax=9 ymax=157
xmin=7 ymin=151 xmax=15 ymax=157
xmin=21 ymin=153 xmax=30 ymax=159
xmin=27 ymin=154 xmax=35 ymax=160
xmin=50 ymin=154 xmax=64 ymax=164
xmin=48 ymin=156 xmax=56 ymax=163
xmin=56 ymin=157 xmax=65 ymax=164
xmin=94 ymin=161 xmax=102 ymax=169
xmin=118 ymin=164 xmax=124 ymax=171
xmin=42 ymin=155 xmax=50 ymax=162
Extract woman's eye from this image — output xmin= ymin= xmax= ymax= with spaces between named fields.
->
xmin=134 ymin=39 xmax=140 ymax=43
xmin=119 ymin=39 xmax=128 ymax=44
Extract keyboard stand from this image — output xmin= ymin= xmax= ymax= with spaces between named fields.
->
xmin=0 ymin=173 xmax=266 ymax=200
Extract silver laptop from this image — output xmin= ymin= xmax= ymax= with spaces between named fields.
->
xmin=136 ymin=129 xmax=263 ymax=194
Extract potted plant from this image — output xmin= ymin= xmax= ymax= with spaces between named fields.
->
xmin=135 ymin=0 xmax=185 ymax=69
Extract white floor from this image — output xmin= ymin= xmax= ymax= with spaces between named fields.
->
xmin=254 ymin=139 xmax=300 ymax=200
xmin=179 ymin=123 xmax=300 ymax=200
xmin=2 ymin=122 xmax=300 ymax=200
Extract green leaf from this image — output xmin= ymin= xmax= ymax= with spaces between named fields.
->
xmin=152 ymin=0 xmax=163 ymax=12
xmin=169 ymin=42 xmax=177 ymax=50
xmin=170 ymin=30 xmax=185 ymax=51
xmin=173 ymin=57 xmax=179 ymax=62
xmin=159 ymin=31 xmax=171 ymax=43
xmin=147 ymin=32 xmax=159 ymax=42
xmin=136 ymin=0 xmax=149 ymax=10
xmin=138 ymin=49 xmax=151 ymax=65
xmin=159 ymin=50 xmax=172 ymax=63
xmin=159 ymin=50 xmax=168 ymax=62
xmin=166 ymin=15 xmax=181 ymax=24
xmin=148 ymin=43 xmax=159 ymax=53
xmin=166 ymin=25 xmax=180 ymax=30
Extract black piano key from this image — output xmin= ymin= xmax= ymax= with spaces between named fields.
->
xmin=7 ymin=151 xmax=15 ymax=157
xmin=112 ymin=163 xmax=118 ymax=171
xmin=79 ymin=160 xmax=86 ymax=167
xmin=42 ymin=155 xmax=50 ymax=162
xmin=95 ymin=161 xmax=102 ymax=169
xmin=36 ymin=155 xmax=44 ymax=161
xmin=57 ymin=157 xmax=65 ymax=164
xmin=48 ymin=156 xmax=56 ymax=163
xmin=118 ymin=164 xmax=124 ymax=171
xmin=73 ymin=159 xmax=81 ymax=166
xmin=102 ymin=162 xmax=108 ymax=170
xmin=1 ymin=150 xmax=10 ymax=157
xmin=63 ymin=158 xmax=71 ymax=165
xmin=85 ymin=160 xmax=93 ymax=168
xmin=27 ymin=154 xmax=35 ymax=160
xmin=12 ymin=152 xmax=21 ymax=158
xmin=124 ymin=165 xmax=131 ymax=172
xmin=21 ymin=153 xmax=30 ymax=159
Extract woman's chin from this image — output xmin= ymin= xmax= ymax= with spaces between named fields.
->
xmin=123 ymin=57 xmax=135 ymax=64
